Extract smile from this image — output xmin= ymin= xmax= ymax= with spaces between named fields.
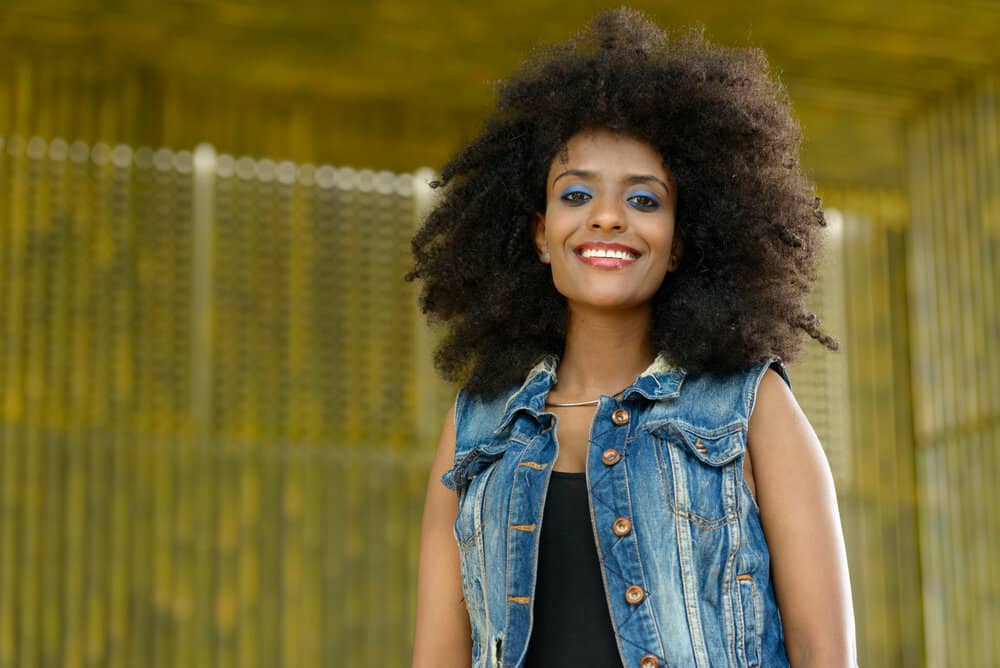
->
xmin=580 ymin=247 xmax=636 ymax=260
xmin=574 ymin=242 xmax=640 ymax=269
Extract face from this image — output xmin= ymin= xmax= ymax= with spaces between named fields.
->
xmin=533 ymin=128 xmax=682 ymax=312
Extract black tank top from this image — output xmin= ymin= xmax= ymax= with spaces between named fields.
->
xmin=524 ymin=471 xmax=622 ymax=667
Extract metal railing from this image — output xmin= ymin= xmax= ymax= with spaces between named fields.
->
xmin=0 ymin=135 xmax=446 ymax=667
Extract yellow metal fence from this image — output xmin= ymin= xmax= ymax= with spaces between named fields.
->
xmin=906 ymin=78 xmax=1000 ymax=668
xmin=0 ymin=136 xmax=447 ymax=667
xmin=3 ymin=98 xmax=999 ymax=666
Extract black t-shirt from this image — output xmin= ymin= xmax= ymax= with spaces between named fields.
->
xmin=524 ymin=471 xmax=623 ymax=667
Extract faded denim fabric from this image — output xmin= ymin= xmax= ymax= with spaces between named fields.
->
xmin=441 ymin=353 xmax=792 ymax=668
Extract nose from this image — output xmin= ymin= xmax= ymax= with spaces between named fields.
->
xmin=588 ymin=196 xmax=627 ymax=232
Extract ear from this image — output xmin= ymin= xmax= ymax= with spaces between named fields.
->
xmin=669 ymin=234 xmax=684 ymax=270
xmin=532 ymin=212 xmax=549 ymax=260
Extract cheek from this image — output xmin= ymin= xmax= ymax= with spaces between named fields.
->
xmin=542 ymin=213 xmax=575 ymax=247
xmin=643 ymin=216 xmax=677 ymax=249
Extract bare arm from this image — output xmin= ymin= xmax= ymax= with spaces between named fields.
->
xmin=748 ymin=369 xmax=858 ymax=668
xmin=412 ymin=404 xmax=472 ymax=668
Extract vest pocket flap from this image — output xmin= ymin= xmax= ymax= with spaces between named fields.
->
xmin=440 ymin=441 xmax=510 ymax=491
xmin=650 ymin=420 xmax=746 ymax=467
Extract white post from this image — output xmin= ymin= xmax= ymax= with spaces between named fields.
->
xmin=192 ymin=143 xmax=216 ymax=439
xmin=411 ymin=167 xmax=440 ymax=449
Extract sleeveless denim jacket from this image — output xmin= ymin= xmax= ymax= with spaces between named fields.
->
xmin=441 ymin=353 xmax=793 ymax=668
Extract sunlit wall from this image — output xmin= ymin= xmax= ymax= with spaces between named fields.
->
xmin=0 ymin=137 xmax=448 ymax=667
xmin=1 ymin=9 xmax=998 ymax=668
xmin=906 ymin=77 xmax=1000 ymax=667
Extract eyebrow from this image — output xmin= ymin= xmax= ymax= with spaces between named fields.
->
xmin=552 ymin=169 xmax=671 ymax=194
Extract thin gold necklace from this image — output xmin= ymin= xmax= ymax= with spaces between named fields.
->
xmin=544 ymin=384 xmax=631 ymax=407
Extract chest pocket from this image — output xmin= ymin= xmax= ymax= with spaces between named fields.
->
xmin=649 ymin=420 xmax=745 ymax=529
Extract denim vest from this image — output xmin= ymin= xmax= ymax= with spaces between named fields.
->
xmin=441 ymin=353 xmax=792 ymax=668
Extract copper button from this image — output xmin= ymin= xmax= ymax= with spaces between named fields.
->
xmin=639 ymin=655 xmax=659 ymax=668
xmin=613 ymin=517 xmax=632 ymax=537
xmin=601 ymin=448 xmax=621 ymax=466
xmin=625 ymin=585 xmax=645 ymax=605
xmin=611 ymin=408 xmax=630 ymax=426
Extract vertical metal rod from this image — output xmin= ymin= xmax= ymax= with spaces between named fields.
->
xmin=411 ymin=167 xmax=439 ymax=449
xmin=192 ymin=144 xmax=216 ymax=440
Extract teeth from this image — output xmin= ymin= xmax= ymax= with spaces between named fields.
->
xmin=581 ymin=248 xmax=637 ymax=260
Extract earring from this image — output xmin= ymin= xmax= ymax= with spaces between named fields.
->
xmin=540 ymin=251 xmax=550 ymax=262
xmin=669 ymin=254 xmax=677 ymax=268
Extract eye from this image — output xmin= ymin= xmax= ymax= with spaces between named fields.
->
xmin=627 ymin=191 xmax=661 ymax=211
xmin=559 ymin=186 xmax=592 ymax=205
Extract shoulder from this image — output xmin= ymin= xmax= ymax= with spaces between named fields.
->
xmin=674 ymin=356 xmax=790 ymax=426
xmin=453 ymin=385 xmax=520 ymax=430
xmin=748 ymin=362 xmax=798 ymax=430
xmin=449 ymin=384 xmax=522 ymax=457
xmin=745 ymin=360 xmax=822 ymax=476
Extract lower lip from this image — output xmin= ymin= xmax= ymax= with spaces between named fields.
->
xmin=576 ymin=253 xmax=638 ymax=269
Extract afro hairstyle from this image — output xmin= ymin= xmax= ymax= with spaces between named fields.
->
xmin=406 ymin=7 xmax=838 ymax=396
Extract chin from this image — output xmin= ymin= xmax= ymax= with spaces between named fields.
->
xmin=567 ymin=293 xmax=649 ymax=311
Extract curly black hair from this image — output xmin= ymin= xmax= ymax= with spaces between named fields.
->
xmin=406 ymin=7 xmax=838 ymax=396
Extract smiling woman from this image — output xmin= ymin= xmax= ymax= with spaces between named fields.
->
xmin=409 ymin=7 xmax=856 ymax=668
xmin=533 ymin=129 xmax=680 ymax=313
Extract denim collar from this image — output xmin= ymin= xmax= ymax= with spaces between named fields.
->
xmin=493 ymin=351 xmax=686 ymax=436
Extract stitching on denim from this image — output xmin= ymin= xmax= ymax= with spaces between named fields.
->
xmin=739 ymin=459 xmax=759 ymax=516
xmin=681 ymin=508 xmax=734 ymax=530
xmin=589 ymin=441 xmax=668 ymax=663
xmin=669 ymin=433 xmax=712 ymax=668
xmin=737 ymin=575 xmax=762 ymax=667
xmin=505 ymin=433 xmax=552 ymax=667
xmin=653 ymin=433 xmax=672 ymax=511
xmin=643 ymin=419 xmax=745 ymax=439
xmin=458 ymin=525 xmax=482 ymax=549
xmin=621 ymin=436 xmax=667 ymax=660
xmin=475 ymin=462 xmax=497 ymax=641
xmin=746 ymin=356 xmax=790 ymax=420
xmin=454 ymin=388 xmax=466 ymax=435
xmin=722 ymin=484 xmax=742 ymax=668
xmin=587 ymin=466 xmax=629 ymax=585
xmin=585 ymin=454 xmax=632 ymax=663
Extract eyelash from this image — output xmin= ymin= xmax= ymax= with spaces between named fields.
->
xmin=628 ymin=193 xmax=660 ymax=210
xmin=561 ymin=188 xmax=591 ymax=203
xmin=559 ymin=188 xmax=661 ymax=211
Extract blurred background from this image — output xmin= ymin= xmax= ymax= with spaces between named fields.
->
xmin=0 ymin=1 xmax=997 ymax=666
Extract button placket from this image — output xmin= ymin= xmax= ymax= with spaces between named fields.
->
xmin=590 ymin=400 xmax=664 ymax=666
xmin=503 ymin=416 xmax=558 ymax=663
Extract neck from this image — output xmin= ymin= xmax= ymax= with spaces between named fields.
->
xmin=550 ymin=302 xmax=656 ymax=401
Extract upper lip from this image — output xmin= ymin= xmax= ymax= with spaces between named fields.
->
xmin=574 ymin=241 xmax=641 ymax=258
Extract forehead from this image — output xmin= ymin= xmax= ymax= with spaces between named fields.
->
xmin=548 ymin=128 xmax=669 ymax=180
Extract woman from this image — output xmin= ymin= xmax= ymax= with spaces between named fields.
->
xmin=408 ymin=8 xmax=856 ymax=668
